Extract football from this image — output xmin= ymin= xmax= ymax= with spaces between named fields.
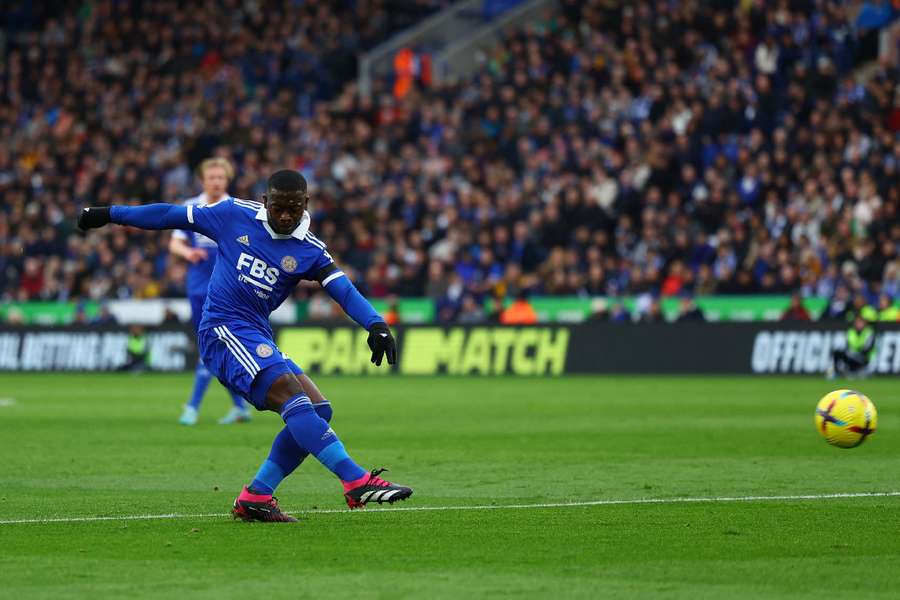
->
xmin=815 ymin=390 xmax=878 ymax=448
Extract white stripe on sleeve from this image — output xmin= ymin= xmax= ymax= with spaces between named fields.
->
xmin=321 ymin=271 xmax=345 ymax=287
xmin=187 ymin=205 xmax=194 ymax=224
xmin=305 ymin=236 xmax=325 ymax=250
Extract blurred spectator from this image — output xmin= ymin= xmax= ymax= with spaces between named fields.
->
xmin=93 ymin=304 xmax=118 ymax=326
xmin=854 ymin=295 xmax=879 ymax=322
xmin=457 ymin=295 xmax=487 ymax=324
xmin=781 ymin=292 xmax=812 ymax=322
xmin=499 ymin=292 xmax=538 ymax=325
xmin=587 ymin=298 xmax=609 ymax=321
xmin=2 ymin=0 xmax=898 ymax=312
xmin=676 ymin=297 xmax=706 ymax=323
xmin=639 ymin=298 xmax=665 ymax=323
xmin=383 ymin=297 xmax=401 ymax=326
xmin=609 ymin=303 xmax=632 ymax=323
xmin=876 ymin=293 xmax=900 ymax=321
xmin=4 ymin=307 xmax=25 ymax=325
xmin=822 ymin=286 xmax=853 ymax=321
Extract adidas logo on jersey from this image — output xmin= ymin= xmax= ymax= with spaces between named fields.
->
xmin=237 ymin=235 xmax=250 ymax=246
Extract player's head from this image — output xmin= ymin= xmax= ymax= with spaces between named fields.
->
xmin=264 ymin=170 xmax=309 ymax=235
xmin=198 ymin=157 xmax=234 ymax=201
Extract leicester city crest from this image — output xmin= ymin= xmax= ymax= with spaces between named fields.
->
xmin=281 ymin=255 xmax=298 ymax=272
xmin=256 ymin=343 xmax=273 ymax=358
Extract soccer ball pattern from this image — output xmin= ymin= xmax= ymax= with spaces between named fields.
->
xmin=815 ymin=390 xmax=878 ymax=448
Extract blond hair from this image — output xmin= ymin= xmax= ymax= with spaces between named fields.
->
xmin=198 ymin=157 xmax=235 ymax=181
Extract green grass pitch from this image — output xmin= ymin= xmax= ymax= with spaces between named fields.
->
xmin=0 ymin=373 xmax=899 ymax=599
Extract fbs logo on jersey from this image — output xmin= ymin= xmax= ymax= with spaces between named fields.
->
xmin=236 ymin=252 xmax=280 ymax=296
xmin=236 ymin=235 xmax=250 ymax=246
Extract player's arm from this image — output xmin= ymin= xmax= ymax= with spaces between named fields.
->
xmin=312 ymin=259 xmax=396 ymax=366
xmin=169 ymin=232 xmax=208 ymax=264
xmin=77 ymin=202 xmax=222 ymax=240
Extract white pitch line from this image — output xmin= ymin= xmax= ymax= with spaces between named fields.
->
xmin=1 ymin=491 xmax=899 ymax=525
xmin=0 ymin=513 xmax=225 ymax=525
xmin=0 ymin=397 xmax=16 ymax=407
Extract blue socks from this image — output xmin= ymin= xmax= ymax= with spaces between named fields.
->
xmin=250 ymin=402 xmax=333 ymax=494
xmin=228 ymin=391 xmax=247 ymax=409
xmin=279 ymin=394 xmax=366 ymax=483
xmin=187 ymin=360 xmax=213 ymax=409
xmin=189 ymin=360 xmax=249 ymax=411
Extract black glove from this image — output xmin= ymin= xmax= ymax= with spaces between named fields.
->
xmin=77 ymin=206 xmax=111 ymax=231
xmin=367 ymin=322 xmax=397 ymax=366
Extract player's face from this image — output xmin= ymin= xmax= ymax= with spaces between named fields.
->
xmin=202 ymin=166 xmax=229 ymax=200
xmin=265 ymin=190 xmax=307 ymax=234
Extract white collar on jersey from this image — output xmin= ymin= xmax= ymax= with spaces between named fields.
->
xmin=255 ymin=206 xmax=311 ymax=241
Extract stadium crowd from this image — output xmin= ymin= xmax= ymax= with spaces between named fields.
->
xmin=1 ymin=0 xmax=899 ymax=324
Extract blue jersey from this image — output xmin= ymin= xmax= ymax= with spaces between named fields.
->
xmin=109 ymin=199 xmax=383 ymax=337
xmin=172 ymin=194 xmax=224 ymax=298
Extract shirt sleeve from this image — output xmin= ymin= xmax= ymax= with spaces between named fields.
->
xmin=185 ymin=199 xmax=231 ymax=240
xmin=308 ymin=247 xmax=344 ymax=287
xmin=108 ymin=200 xmax=231 ymax=241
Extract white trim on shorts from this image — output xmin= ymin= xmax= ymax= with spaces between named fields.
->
xmin=214 ymin=326 xmax=260 ymax=376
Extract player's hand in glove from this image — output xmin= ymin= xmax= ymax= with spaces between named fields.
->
xmin=77 ymin=207 xmax=111 ymax=231
xmin=367 ymin=322 xmax=397 ymax=366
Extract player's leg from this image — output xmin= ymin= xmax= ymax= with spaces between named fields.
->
xmin=199 ymin=326 xmax=299 ymax=521
xmin=217 ymin=390 xmax=253 ymax=425
xmin=844 ymin=351 xmax=868 ymax=377
xmin=263 ymin=372 xmax=366 ymax=481
xmin=180 ymin=296 xmax=213 ymax=425
xmin=831 ymin=349 xmax=848 ymax=376
xmin=248 ymin=363 xmax=332 ymax=494
xmin=207 ymin=326 xmax=411 ymax=518
xmin=833 ymin=349 xmax=866 ymax=377
xmin=262 ymin=370 xmax=412 ymax=509
xmin=213 ymin=306 xmax=253 ymax=424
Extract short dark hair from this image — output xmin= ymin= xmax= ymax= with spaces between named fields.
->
xmin=267 ymin=170 xmax=307 ymax=193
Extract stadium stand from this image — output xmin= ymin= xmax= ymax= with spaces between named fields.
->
xmin=1 ymin=1 xmax=898 ymax=325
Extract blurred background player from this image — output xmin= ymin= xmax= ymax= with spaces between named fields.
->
xmin=170 ymin=158 xmax=251 ymax=425
xmin=827 ymin=312 xmax=876 ymax=379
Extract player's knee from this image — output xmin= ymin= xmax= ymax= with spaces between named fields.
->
xmin=297 ymin=373 xmax=326 ymax=404
xmin=297 ymin=374 xmax=331 ymax=420
xmin=265 ymin=374 xmax=305 ymax=412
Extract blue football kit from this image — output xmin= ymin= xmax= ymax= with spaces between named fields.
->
xmin=109 ymin=197 xmax=383 ymax=408
xmin=83 ymin=187 xmax=412 ymax=515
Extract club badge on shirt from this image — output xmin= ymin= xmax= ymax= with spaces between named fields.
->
xmin=281 ymin=255 xmax=297 ymax=272
xmin=256 ymin=343 xmax=273 ymax=358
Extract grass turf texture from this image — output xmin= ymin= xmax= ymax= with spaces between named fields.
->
xmin=0 ymin=374 xmax=898 ymax=599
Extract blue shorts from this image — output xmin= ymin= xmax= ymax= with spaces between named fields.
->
xmin=198 ymin=323 xmax=304 ymax=411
